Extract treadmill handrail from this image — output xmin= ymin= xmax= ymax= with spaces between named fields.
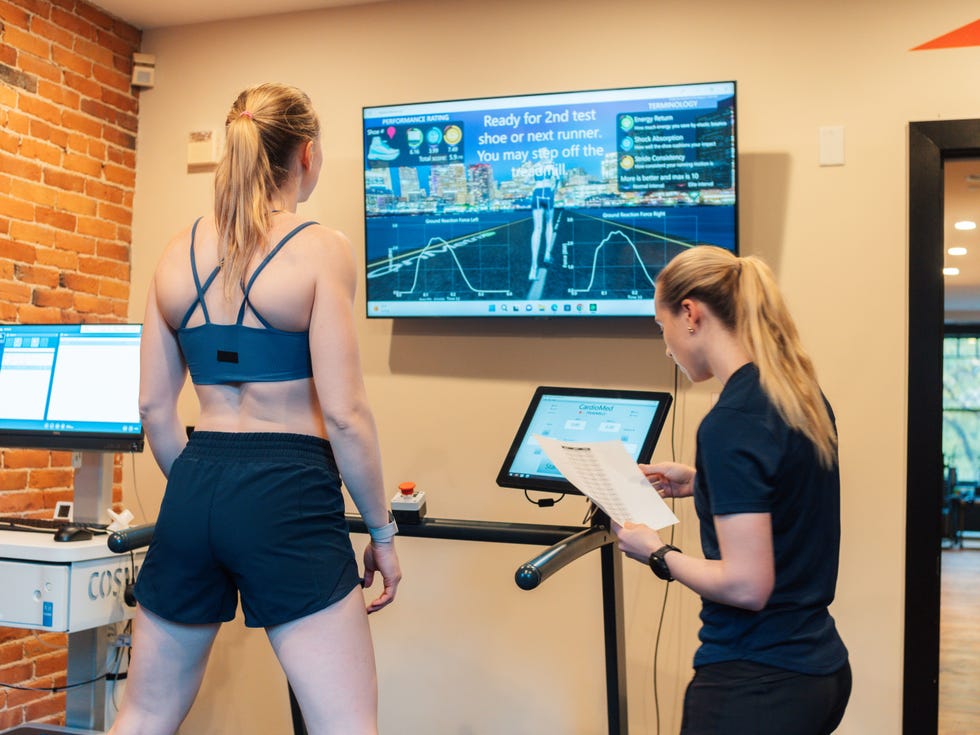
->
xmin=107 ymin=523 xmax=155 ymax=553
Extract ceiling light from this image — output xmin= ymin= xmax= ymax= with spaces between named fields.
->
xmin=943 ymin=267 xmax=960 ymax=276
xmin=954 ymin=221 xmax=977 ymax=230
xmin=948 ymin=247 xmax=968 ymax=256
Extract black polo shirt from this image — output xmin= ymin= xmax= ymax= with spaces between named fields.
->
xmin=693 ymin=363 xmax=848 ymax=674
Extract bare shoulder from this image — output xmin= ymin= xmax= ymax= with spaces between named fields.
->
xmin=296 ymin=223 xmax=353 ymax=258
xmin=155 ymin=217 xmax=211 ymax=276
xmin=151 ymin=217 xmax=214 ymax=322
xmin=294 ymin=223 xmax=356 ymax=276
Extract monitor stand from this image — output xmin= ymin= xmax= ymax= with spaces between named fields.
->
xmin=66 ymin=452 xmax=115 ymax=732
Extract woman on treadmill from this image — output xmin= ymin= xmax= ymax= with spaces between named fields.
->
xmin=110 ymin=83 xmax=401 ymax=735
xmin=613 ymin=246 xmax=850 ymax=734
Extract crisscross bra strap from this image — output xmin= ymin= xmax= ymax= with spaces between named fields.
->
xmin=235 ymin=221 xmax=317 ymax=327
xmin=179 ymin=217 xmax=221 ymax=329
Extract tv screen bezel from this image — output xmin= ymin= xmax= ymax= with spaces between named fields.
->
xmin=496 ymin=385 xmax=673 ymax=496
xmin=362 ymin=80 xmax=738 ymax=319
xmin=0 ymin=323 xmax=145 ymax=454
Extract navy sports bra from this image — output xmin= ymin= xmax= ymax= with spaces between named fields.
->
xmin=176 ymin=218 xmax=316 ymax=385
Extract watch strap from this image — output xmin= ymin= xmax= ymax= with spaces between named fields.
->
xmin=368 ymin=511 xmax=398 ymax=543
xmin=648 ymin=544 xmax=680 ymax=581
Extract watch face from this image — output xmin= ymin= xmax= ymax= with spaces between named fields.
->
xmin=649 ymin=546 xmax=677 ymax=581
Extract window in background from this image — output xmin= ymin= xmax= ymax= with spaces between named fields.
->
xmin=943 ymin=334 xmax=980 ymax=483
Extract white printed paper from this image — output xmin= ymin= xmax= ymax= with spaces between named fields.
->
xmin=534 ymin=436 xmax=679 ymax=530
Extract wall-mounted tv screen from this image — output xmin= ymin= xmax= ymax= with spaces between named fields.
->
xmin=0 ymin=323 xmax=143 ymax=452
xmin=362 ymin=80 xmax=737 ymax=318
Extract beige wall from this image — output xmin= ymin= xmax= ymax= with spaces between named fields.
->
xmin=121 ymin=1 xmax=980 ymax=733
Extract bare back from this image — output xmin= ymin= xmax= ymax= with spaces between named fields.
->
xmin=149 ymin=212 xmax=354 ymax=439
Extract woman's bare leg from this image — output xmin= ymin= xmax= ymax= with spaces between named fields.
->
xmin=267 ymin=587 xmax=378 ymax=735
xmin=108 ymin=606 xmax=220 ymax=735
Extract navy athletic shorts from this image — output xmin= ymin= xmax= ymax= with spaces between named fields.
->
xmin=135 ymin=431 xmax=361 ymax=628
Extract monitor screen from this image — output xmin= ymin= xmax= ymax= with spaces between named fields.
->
xmin=363 ymin=80 xmax=737 ymax=318
xmin=497 ymin=386 xmax=672 ymax=495
xmin=0 ymin=323 xmax=144 ymax=452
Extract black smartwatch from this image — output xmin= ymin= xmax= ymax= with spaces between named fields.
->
xmin=648 ymin=544 xmax=681 ymax=581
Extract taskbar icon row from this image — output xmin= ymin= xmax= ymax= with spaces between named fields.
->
xmin=488 ymin=302 xmax=598 ymax=314
xmin=366 ymin=299 xmax=655 ymax=317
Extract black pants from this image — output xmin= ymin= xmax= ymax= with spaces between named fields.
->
xmin=680 ymin=660 xmax=852 ymax=735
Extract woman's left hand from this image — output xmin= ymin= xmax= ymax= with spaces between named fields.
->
xmin=611 ymin=520 xmax=664 ymax=564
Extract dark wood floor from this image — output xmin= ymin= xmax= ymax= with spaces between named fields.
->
xmin=939 ymin=541 xmax=980 ymax=735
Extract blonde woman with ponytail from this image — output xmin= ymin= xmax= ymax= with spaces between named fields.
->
xmin=613 ymin=246 xmax=850 ymax=734
xmin=112 ymin=84 xmax=400 ymax=735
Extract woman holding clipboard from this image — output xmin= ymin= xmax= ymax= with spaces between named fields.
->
xmin=613 ymin=246 xmax=850 ymax=735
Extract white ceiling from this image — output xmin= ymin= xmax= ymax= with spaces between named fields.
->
xmin=91 ymin=0 xmax=379 ymax=30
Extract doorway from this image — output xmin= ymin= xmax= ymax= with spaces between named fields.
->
xmin=906 ymin=119 xmax=980 ymax=735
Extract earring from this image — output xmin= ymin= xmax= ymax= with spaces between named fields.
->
xmin=688 ymin=327 xmax=695 ymax=334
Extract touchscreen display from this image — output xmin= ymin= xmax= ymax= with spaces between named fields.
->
xmin=497 ymin=386 xmax=672 ymax=495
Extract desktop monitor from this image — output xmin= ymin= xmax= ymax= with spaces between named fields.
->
xmin=497 ymin=386 xmax=672 ymax=495
xmin=0 ymin=323 xmax=144 ymax=452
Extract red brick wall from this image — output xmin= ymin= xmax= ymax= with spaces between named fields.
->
xmin=0 ymin=0 xmax=141 ymax=728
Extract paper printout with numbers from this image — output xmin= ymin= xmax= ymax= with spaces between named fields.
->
xmin=534 ymin=436 xmax=679 ymax=529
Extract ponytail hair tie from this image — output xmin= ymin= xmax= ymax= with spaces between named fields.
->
xmin=239 ymin=110 xmax=253 ymax=120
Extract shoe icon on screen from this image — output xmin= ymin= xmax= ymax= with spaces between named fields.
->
xmin=368 ymin=137 xmax=400 ymax=161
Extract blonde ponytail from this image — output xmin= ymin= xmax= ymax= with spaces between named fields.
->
xmin=656 ymin=246 xmax=838 ymax=468
xmin=735 ymin=257 xmax=837 ymax=468
xmin=213 ymin=83 xmax=320 ymax=297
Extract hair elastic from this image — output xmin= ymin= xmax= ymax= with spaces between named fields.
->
xmin=239 ymin=110 xmax=253 ymax=120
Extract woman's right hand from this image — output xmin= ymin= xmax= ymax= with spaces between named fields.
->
xmin=639 ymin=461 xmax=696 ymax=499
xmin=362 ymin=540 xmax=401 ymax=614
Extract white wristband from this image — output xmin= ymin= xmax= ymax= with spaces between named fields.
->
xmin=368 ymin=514 xmax=398 ymax=543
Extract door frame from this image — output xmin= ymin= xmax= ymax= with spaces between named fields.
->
xmin=905 ymin=118 xmax=980 ymax=735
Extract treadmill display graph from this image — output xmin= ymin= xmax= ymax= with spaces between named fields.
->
xmin=365 ymin=207 xmax=714 ymax=309
xmin=369 ymin=226 xmax=514 ymax=299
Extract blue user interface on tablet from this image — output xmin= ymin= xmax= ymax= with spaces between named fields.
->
xmin=509 ymin=393 xmax=662 ymax=481
xmin=498 ymin=386 xmax=672 ymax=495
